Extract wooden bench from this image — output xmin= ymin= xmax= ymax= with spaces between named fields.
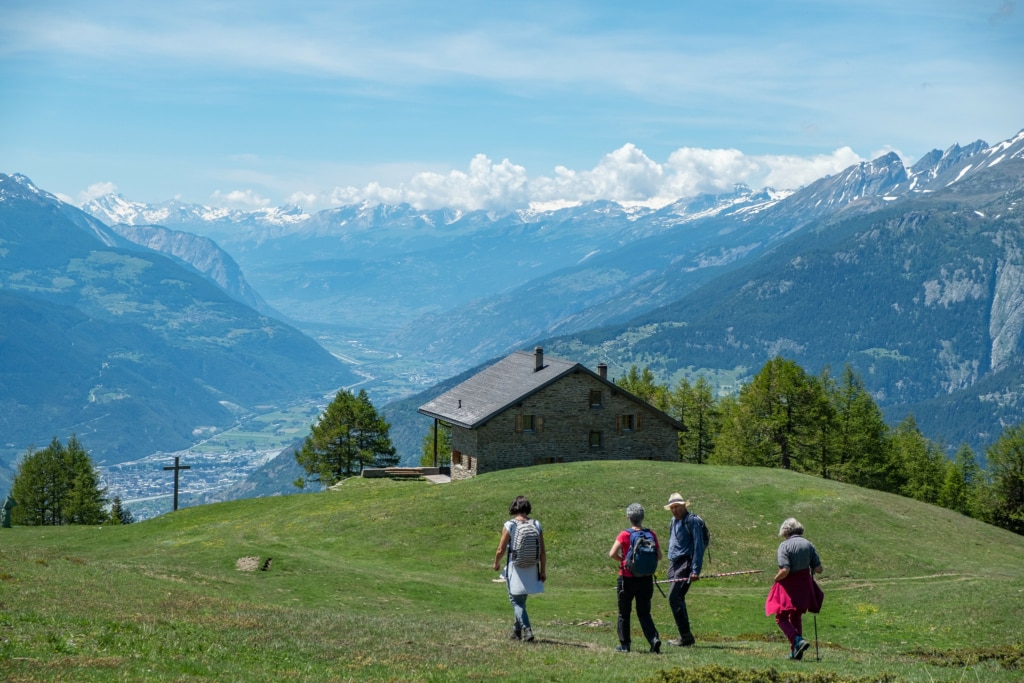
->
xmin=383 ymin=467 xmax=423 ymax=478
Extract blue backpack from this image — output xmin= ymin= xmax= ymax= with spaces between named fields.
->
xmin=624 ymin=528 xmax=659 ymax=577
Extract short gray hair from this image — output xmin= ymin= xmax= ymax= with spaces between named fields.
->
xmin=626 ymin=503 xmax=645 ymax=526
xmin=779 ymin=518 xmax=804 ymax=538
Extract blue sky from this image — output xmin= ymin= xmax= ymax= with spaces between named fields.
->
xmin=1 ymin=1 xmax=1021 ymax=212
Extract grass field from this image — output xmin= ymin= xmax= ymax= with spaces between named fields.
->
xmin=1 ymin=460 xmax=1022 ymax=682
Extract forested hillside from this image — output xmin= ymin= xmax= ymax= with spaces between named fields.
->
xmin=0 ymin=174 xmax=356 ymax=476
xmin=543 ymin=133 xmax=1024 ymax=452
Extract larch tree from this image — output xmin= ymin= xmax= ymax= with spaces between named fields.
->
xmin=716 ymin=357 xmax=826 ymax=470
xmin=672 ymin=376 xmax=719 ymax=464
xmin=822 ymin=364 xmax=893 ymax=488
xmin=890 ymin=415 xmax=946 ymax=504
xmin=10 ymin=435 xmax=107 ymax=526
xmin=985 ymin=423 xmax=1024 ymax=534
xmin=616 ymin=365 xmax=669 ymax=410
xmin=937 ymin=443 xmax=983 ymax=517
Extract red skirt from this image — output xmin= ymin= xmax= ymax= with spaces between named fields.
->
xmin=765 ymin=568 xmax=824 ymax=616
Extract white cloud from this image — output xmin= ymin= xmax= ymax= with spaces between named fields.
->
xmin=758 ymin=148 xmax=865 ymax=189
xmin=286 ymin=191 xmax=318 ymax=207
xmin=210 ymin=189 xmax=271 ymax=208
xmin=324 ymin=145 xmax=866 ymax=213
xmin=330 ymin=154 xmax=530 ymax=212
xmin=77 ymin=181 xmax=118 ymax=203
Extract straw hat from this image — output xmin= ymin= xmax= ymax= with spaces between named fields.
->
xmin=663 ymin=492 xmax=690 ymax=509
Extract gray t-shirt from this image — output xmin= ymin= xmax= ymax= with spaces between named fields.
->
xmin=777 ymin=535 xmax=820 ymax=573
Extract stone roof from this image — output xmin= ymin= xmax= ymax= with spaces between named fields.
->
xmin=418 ymin=349 xmax=579 ymax=429
xmin=418 ymin=348 xmax=685 ymax=432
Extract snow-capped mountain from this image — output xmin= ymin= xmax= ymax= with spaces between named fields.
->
xmin=81 ymin=194 xmax=311 ymax=242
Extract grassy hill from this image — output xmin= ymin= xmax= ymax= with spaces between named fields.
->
xmin=2 ymin=461 xmax=1022 ymax=682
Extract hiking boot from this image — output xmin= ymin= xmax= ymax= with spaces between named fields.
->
xmin=650 ymin=637 xmax=662 ymax=654
xmin=523 ymin=628 xmax=534 ymax=642
xmin=672 ymin=633 xmax=695 ymax=647
xmin=615 ymin=644 xmax=630 ymax=653
xmin=510 ymin=629 xmax=522 ymax=641
xmin=793 ymin=636 xmax=810 ymax=660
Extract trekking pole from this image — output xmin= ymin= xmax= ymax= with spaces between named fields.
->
xmin=813 ymin=614 xmax=819 ymax=661
xmin=654 ymin=569 xmax=763 ymax=584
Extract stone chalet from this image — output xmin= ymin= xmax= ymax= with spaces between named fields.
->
xmin=417 ymin=347 xmax=685 ymax=481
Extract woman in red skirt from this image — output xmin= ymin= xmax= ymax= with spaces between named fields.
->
xmin=765 ymin=517 xmax=824 ymax=660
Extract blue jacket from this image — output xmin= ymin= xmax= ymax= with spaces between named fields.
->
xmin=667 ymin=512 xmax=705 ymax=575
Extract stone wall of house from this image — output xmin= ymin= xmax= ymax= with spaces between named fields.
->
xmin=450 ymin=371 xmax=678 ymax=479
xmin=450 ymin=427 xmax=480 ymax=481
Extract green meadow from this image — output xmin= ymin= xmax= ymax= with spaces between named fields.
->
xmin=1 ymin=461 xmax=1022 ymax=682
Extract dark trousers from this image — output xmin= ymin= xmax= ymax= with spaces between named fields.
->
xmin=667 ymin=556 xmax=693 ymax=637
xmin=617 ymin=575 xmax=659 ymax=646
xmin=775 ymin=609 xmax=804 ymax=647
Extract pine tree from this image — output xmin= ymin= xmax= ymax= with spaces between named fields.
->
xmin=108 ymin=496 xmax=135 ymax=525
xmin=294 ymin=389 xmax=397 ymax=486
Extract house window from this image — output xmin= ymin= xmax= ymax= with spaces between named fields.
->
xmin=515 ymin=414 xmax=543 ymax=433
xmin=589 ymin=431 xmax=602 ymax=448
xmin=589 ymin=389 xmax=603 ymax=407
xmin=617 ymin=414 xmax=642 ymax=433
xmin=452 ymin=451 xmax=462 ymax=466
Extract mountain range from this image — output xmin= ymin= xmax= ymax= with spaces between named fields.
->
xmin=0 ymin=174 xmax=356 ymax=490
xmin=377 ymin=130 xmax=1024 ymax=460
xmin=3 ymin=127 xmax=1023 ymax=503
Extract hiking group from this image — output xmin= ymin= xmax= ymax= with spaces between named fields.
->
xmin=494 ymin=492 xmax=824 ymax=659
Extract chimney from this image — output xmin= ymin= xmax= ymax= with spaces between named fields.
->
xmin=598 ymin=363 xmax=608 ymax=379
xmin=534 ymin=346 xmax=544 ymax=372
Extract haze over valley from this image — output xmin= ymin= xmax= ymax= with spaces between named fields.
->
xmin=1 ymin=127 xmax=1022 ymax=516
xmin=2 ymin=1 xmax=1021 ymax=517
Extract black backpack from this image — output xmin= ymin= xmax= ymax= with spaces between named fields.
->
xmin=624 ymin=528 xmax=659 ymax=577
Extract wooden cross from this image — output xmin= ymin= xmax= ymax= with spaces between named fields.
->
xmin=163 ymin=456 xmax=191 ymax=511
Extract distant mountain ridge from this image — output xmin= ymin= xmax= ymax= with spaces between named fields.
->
xmin=68 ymin=126 xmax=1024 ymax=462
xmin=0 ymin=174 xmax=356 ymax=478
xmin=372 ymin=130 xmax=1024 ymax=462
xmin=384 ymin=137 xmax=1004 ymax=372
xmin=104 ymin=222 xmax=279 ymax=318
xmin=72 ymin=130 xmax=1024 ymax=463
xmin=82 ymin=183 xmax=790 ymax=343
xmin=540 ymin=130 xmax=1024 ymax=450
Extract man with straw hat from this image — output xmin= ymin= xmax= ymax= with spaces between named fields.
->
xmin=663 ymin=492 xmax=704 ymax=646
